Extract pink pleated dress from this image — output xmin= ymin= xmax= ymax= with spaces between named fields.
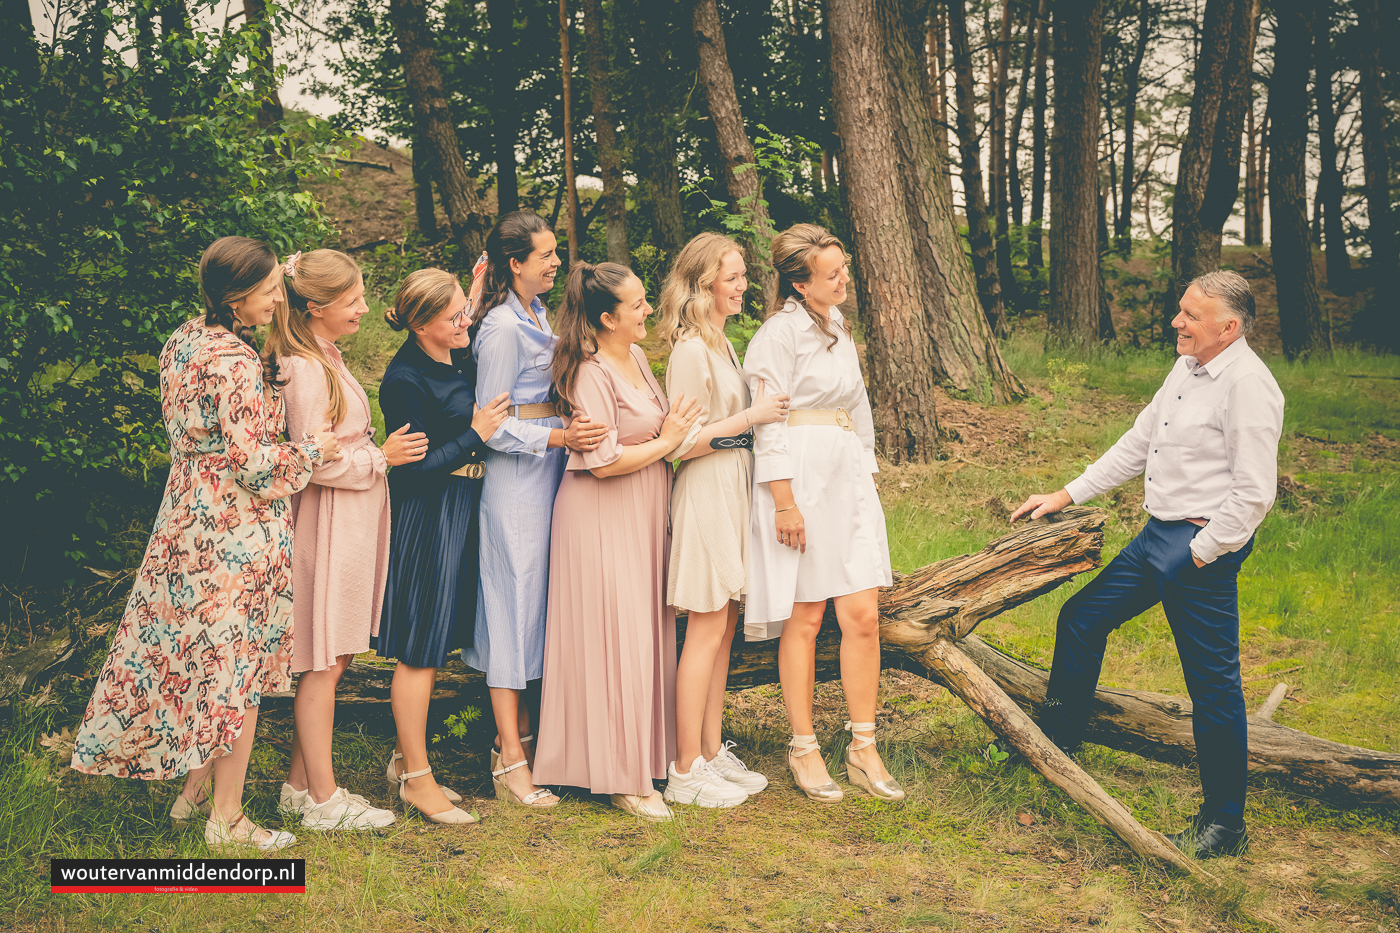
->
xmin=534 ymin=345 xmax=677 ymax=796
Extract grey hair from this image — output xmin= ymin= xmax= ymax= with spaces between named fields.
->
xmin=1187 ymin=270 xmax=1256 ymax=335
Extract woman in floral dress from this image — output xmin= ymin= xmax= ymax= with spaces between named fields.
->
xmin=70 ymin=237 xmax=341 ymax=851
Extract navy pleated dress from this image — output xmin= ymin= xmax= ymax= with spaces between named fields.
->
xmin=374 ymin=337 xmax=486 ymax=668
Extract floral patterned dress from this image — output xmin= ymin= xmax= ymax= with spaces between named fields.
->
xmin=70 ymin=318 xmax=321 ymax=780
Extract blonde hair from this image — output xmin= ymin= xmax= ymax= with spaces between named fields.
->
xmin=657 ymin=232 xmax=743 ymax=353
xmin=769 ymin=223 xmax=852 ymax=350
xmin=385 ymin=268 xmax=461 ymax=333
xmin=264 ymin=249 xmax=362 ymax=425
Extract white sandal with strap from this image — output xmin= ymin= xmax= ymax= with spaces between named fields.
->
xmin=844 ymin=721 xmax=905 ymax=802
xmin=386 ymin=750 xmax=463 ymax=803
xmin=491 ymin=758 xmax=559 ymax=808
xmin=788 ymin=733 xmax=843 ymax=803
xmin=394 ymin=764 xmax=479 ymax=824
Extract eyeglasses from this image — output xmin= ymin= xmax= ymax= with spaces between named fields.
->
xmin=451 ymin=307 xmax=469 ymax=329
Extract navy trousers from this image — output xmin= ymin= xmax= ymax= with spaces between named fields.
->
xmin=1041 ymin=518 xmax=1254 ymax=823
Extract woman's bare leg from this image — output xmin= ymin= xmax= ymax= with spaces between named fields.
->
xmin=287 ymin=654 xmax=353 ymax=803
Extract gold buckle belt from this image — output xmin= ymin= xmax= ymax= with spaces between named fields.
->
xmin=786 ymin=408 xmax=854 ymax=431
xmin=451 ymin=462 xmax=485 ymax=479
xmin=509 ymin=402 xmax=556 ymax=420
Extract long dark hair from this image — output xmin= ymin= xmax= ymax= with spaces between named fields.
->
xmin=199 ymin=236 xmax=279 ymax=384
xmin=769 ymin=223 xmax=852 ymax=351
xmin=550 ymin=261 xmax=634 ymax=417
xmin=475 ymin=210 xmax=551 ymax=327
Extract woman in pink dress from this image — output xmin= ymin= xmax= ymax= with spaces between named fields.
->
xmin=70 ymin=237 xmax=342 ymax=851
xmin=265 ymin=249 xmax=427 ymax=831
xmin=533 ymin=262 xmax=699 ymax=821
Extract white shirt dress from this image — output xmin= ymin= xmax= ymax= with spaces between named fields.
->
xmin=742 ymin=299 xmax=892 ymax=640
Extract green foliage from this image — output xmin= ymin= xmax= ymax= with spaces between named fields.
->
xmin=430 ymin=707 xmax=483 ymax=745
xmin=680 ymin=124 xmax=820 ymax=308
xmin=1 ymin=2 xmax=343 ymax=581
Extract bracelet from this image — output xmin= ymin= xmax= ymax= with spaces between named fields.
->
xmin=774 ymin=504 xmax=797 ymax=513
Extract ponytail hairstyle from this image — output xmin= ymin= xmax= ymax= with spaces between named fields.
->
xmin=264 ymin=249 xmax=362 ymax=425
xmin=385 ymin=267 xmax=462 ymax=336
xmin=199 ymin=236 xmax=280 ymax=384
xmin=769 ymin=223 xmax=853 ymax=351
xmin=475 ymin=209 xmax=552 ymax=327
xmin=550 ymin=261 xmax=635 ymax=417
xmin=658 ymin=232 xmax=742 ymax=353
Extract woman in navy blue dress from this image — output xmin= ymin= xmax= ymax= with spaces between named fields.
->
xmin=375 ymin=268 xmax=509 ymax=824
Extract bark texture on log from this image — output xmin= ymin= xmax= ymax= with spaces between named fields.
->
xmin=958 ymin=636 xmax=1400 ymax=807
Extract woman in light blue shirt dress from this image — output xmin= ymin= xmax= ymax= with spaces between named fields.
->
xmin=466 ymin=211 xmax=607 ymax=808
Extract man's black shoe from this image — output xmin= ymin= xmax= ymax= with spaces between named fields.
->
xmin=1166 ymin=821 xmax=1249 ymax=859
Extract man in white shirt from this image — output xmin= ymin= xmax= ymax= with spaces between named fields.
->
xmin=1011 ymin=270 xmax=1284 ymax=858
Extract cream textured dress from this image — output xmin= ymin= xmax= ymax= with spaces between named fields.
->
xmin=665 ymin=336 xmax=753 ymax=613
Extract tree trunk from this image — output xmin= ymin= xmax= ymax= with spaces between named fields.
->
xmin=243 ymin=0 xmax=284 ymax=131
xmin=828 ymin=0 xmax=1024 ymax=437
xmin=1028 ymin=2 xmax=1048 ymax=269
xmin=389 ymin=0 xmax=491 ymax=259
xmin=1243 ymin=104 xmax=1263 ymax=246
xmin=1314 ymin=1 xmax=1351 ymax=294
xmin=1116 ymin=0 xmax=1152 ymax=255
xmin=949 ymin=0 xmax=1008 ymax=336
xmin=991 ymin=0 xmax=1016 ymax=305
xmin=0 ymin=0 xmax=39 ymax=87
xmin=628 ymin=0 xmax=685 ymax=255
xmin=932 ymin=8 xmax=956 ymax=213
xmin=693 ymin=0 xmax=775 ymax=312
xmin=1270 ymin=0 xmax=1329 ymax=361
xmin=559 ymin=0 xmax=581 ymax=267
xmin=487 ymin=0 xmax=519 ymax=216
xmin=1008 ymin=0 xmax=1043 ymax=230
xmin=1159 ymin=0 xmax=1257 ymax=341
xmin=1048 ymin=0 xmax=1103 ymax=343
xmin=411 ymin=133 xmax=440 ymax=240
xmin=582 ymin=0 xmax=628 ymax=264
xmin=1357 ymin=0 xmax=1397 ymax=291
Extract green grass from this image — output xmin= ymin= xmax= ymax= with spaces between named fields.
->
xmin=4 ymin=337 xmax=1399 ymax=932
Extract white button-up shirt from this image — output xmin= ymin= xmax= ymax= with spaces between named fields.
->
xmin=1064 ymin=337 xmax=1284 ymax=564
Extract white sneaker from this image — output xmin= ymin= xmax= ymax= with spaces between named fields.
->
xmin=708 ymin=741 xmax=769 ymax=794
xmin=298 ymin=786 xmax=397 ymax=830
xmin=278 ymin=782 xmax=309 ymax=818
xmin=663 ymin=756 xmax=749 ymax=808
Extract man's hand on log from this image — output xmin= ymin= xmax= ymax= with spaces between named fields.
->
xmin=1009 ymin=488 xmax=1073 ymax=522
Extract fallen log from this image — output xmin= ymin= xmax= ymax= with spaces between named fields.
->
xmin=957 ymin=636 xmax=1400 ymax=808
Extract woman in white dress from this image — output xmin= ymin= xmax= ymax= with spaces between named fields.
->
xmin=656 ymin=234 xmax=789 ymax=808
xmin=743 ymin=223 xmax=902 ymax=804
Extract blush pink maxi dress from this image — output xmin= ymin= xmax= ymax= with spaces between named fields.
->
xmin=534 ymin=344 xmax=677 ymax=796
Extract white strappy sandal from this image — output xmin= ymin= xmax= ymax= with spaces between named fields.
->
xmin=491 ymin=758 xmax=559 ymax=808
xmin=386 ymin=750 xmax=463 ymax=803
xmin=393 ymin=763 xmax=479 ymax=825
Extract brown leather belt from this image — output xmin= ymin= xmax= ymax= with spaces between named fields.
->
xmin=786 ymin=408 xmax=854 ymax=431
xmin=451 ymin=462 xmax=486 ymax=479
xmin=509 ymin=402 xmax=556 ymax=420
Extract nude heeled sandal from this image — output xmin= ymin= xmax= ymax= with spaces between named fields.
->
xmin=843 ymin=721 xmax=906 ymax=802
xmin=788 ymin=734 xmax=843 ymax=803
xmin=386 ymin=750 xmax=463 ymax=803
xmin=394 ymin=764 xmax=479 ymax=825
xmin=491 ymin=758 xmax=559 ymax=808
xmin=489 ymin=734 xmax=535 ymax=775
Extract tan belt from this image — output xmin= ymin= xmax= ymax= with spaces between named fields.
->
xmin=509 ymin=402 xmax=556 ymax=420
xmin=451 ymin=462 xmax=486 ymax=479
xmin=787 ymin=408 xmax=854 ymax=431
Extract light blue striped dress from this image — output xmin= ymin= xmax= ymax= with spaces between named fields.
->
xmin=465 ymin=292 xmax=567 ymax=689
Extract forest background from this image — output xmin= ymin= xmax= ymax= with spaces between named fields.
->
xmin=0 ymin=0 xmax=1398 ymax=931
